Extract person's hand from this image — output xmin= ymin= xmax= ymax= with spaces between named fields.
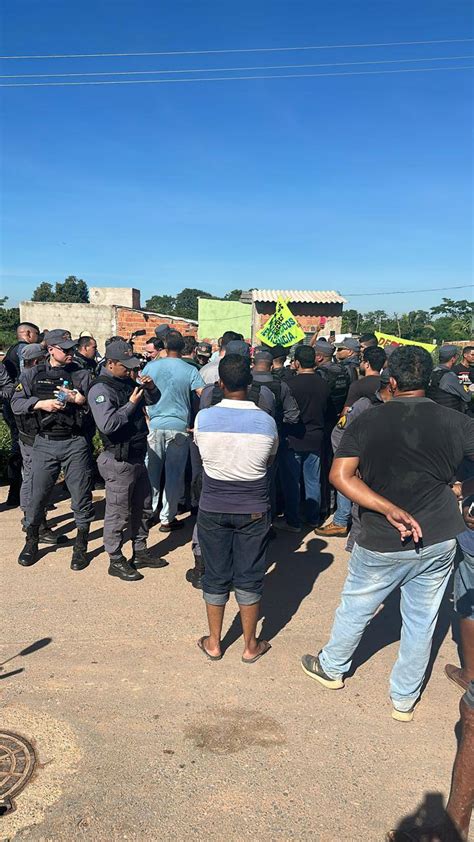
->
xmin=462 ymin=502 xmax=474 ymax=530
xmin=54 ymin=387 xmax=84 ymax=405
xmin=129 ymin=387 xmax=144 ymax=405
xmin=139 ymin=375 xmax=154 ymax=390
xmin=451 ymin=482 xmax=462 ymax=500
xmin=35 ymin=398 xmax=65 ymax=413
xmin=385 ymin=506 xmax=423 ymax=544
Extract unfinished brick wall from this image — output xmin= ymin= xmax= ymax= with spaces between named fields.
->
xmin=116 ymin=308 xmax=197 ymax=353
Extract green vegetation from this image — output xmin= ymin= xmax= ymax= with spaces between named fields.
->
xmin=32 ymin=275 xmax=89 ymax=303
xmin=341 ymin=298 xmax=473 ymax=343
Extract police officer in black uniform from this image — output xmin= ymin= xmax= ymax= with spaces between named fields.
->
xmin=12 ymin=329 xmax=94 ymax=569
xmin=334 ymin=337 xmax=360 ymax=384
xmin=15 ymin=343 xmax=67 ymax=545
xmin=313 ymin=340 xmax=351 ymax=416
xmin=88 ymin=339 xmax=165 ymax=582
xmin=427 ymin=344 xmax=472 ymax=413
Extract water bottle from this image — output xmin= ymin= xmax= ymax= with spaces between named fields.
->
xmin=56 ymin=380 xmax=70 ymax=406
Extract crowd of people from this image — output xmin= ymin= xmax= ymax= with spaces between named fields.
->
xmin=1 ymin=319 xmax=474 ymax=839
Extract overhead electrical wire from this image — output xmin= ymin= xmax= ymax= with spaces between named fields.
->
xmin=1 ymin=53 xmax=471 ymax=80
xmin=0 ymin=36 xmax=472 ymax=61
xmin=1 ymin=64 xmax=473 ymax=88
xmin=344 ymin=285 xmax=472 ymax=297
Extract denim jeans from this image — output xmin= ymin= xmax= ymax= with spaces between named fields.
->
xmin=146 ymin=429 xmax=190 ymax=524
xmin=454 ymin=545 xmax=474 ymax=620
xmin=280 ymin=447 xmax=321 ymax=527
xmin=198 ymin=508 xmax=271 ymax=604
xmin=333 ymin=491 xmax=352 ymax=528
xmin=319 ymin=539 xmax=456 ymax=711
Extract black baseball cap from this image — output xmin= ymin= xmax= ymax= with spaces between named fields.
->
xmin=196 ymin=341 xmax=212 ymax=358
xmin=226 ymin=340 xmax=251 ymax=359
xmin=271 ymin=344 xmax=287 ymax=359
xmin=105 ymin=339 xmax=142 ymax=368
xmin=44 ymin=329 xmax=77 ymax=350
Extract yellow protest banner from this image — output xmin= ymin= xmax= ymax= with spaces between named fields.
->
xmin=257 ymin=297 xmax=306 ymax=347
xmin=375 ymin=331 xmax=436 ymax=354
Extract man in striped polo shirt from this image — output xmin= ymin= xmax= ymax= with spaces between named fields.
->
xmin=194 ymin=354 xmax=279 ymax=663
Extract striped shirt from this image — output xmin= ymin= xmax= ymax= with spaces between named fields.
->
xmin=194 ymin=399 xmax=278 ymax=513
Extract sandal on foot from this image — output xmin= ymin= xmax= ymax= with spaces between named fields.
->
xmin=242 ymin=640 xmax=271 ymax=664
xmin=197 ymin=636 xmax=222 ymax=661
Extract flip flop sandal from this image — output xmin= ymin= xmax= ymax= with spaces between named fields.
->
xmin=197 ymin=636 xmax=222 ymax=661
xmin=242 ymin=641 xmax=271 ymax=664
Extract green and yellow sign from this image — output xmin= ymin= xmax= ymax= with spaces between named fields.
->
xmin=257 ymin=297 xmax=306 ymax=347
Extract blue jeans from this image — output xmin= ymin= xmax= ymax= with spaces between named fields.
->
xmin=319 ymin=539 xmax=456 ymax=711
xmin=146 ymin=429 xmax=190 ymax=524
xmin=281 ymin=448 xmax=321 ymax=527
xmin=454 ymin=545 xmax=474 ymax=620
xmin=334 ymin=491 xmax=352 ymax=528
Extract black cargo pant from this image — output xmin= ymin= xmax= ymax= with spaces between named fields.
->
xmin=97 ymin=450 xmax=153 ymax=560
xmin=26 ymin=434 xmax=94 ymax=528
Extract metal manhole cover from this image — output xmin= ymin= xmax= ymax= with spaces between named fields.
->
xmin=0 ymin=731 xmax=36 ymax=816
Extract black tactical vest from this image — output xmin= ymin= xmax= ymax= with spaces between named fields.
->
xmin=93 ymin=374 xmax=148 ymax=461
xmin=427 ymin=368 xmax=466 ymax=413
xmin=317 ymin=363 xmax=351 ymax=415
xmin=31 ymin=364 xmax=87 ymax=438
xmin=252 ymin=377 xmax=283 ymax=428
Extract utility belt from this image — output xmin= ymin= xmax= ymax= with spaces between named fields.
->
xmin=102 ymin=439 xmax=147 ymax=462
xmin=37 ymin=431 xmax=86 ymax=442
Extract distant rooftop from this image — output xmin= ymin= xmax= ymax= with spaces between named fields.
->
xmin=251 ymin=289 xmax=347 ymax=304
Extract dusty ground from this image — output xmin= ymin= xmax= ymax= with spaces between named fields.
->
xmin=0 ymin=489 xmax=464 ymax=841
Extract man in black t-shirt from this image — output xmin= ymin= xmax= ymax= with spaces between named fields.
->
xmin=275 ymin=345 xmax=332 ymax=532
xmin=454 ymin=345 xmax=474 ymax=385
xmin=344 ymin=346 xmax=387 ymax=410
xmin=301 ymin=345 xmax=474 ymax=722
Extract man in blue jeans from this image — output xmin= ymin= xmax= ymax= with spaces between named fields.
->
xmin=142 ymin=331 xmax=204 ymax=531
xmin=302 ymin=346 xmax=474 ymax=721
xmin=275 ymin=345 xmax=332 ymax=533
xmin=194 ymin=354 xmax=278 ymax=663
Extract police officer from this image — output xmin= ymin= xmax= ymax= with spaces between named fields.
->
xmin=427 ymin=345 xmax=472 ymax=413
xmin=313 ymin=340 xmax=351 ymax=417
xmin=88 ymin=339 xmax=165 ymax=582
xmin=12 ymin=329 xmax=95 ymax=569
xmin=334 ymin=337 xmax=360 ymax=383
xmin=15 ymin=343 xmax=67 ymax=545
xmin=74 ymin=336 xmax=98 ymax=374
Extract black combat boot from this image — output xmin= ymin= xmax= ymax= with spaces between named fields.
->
xmin=18 ymin=525 xmax=40 ymax=567
xmin=132 ymin=547 xmax=168 ymax=569
xmin=70 ymin=526 xmax=90 ymax=571
xmin=108 ymin=555 xmax=144 ymax=582
xmin=39 ymin=518 xmax=68 ymax=546
xmin=6 ymin=456 xmax=22 ymax=507
xmin=185 ymin=555 xmax=204 ymax=589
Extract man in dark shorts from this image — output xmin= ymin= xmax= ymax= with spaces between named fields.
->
xmin=194 ymin=354 xmax=278 ymax=663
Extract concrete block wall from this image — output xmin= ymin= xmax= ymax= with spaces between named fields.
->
xmin=89 ymin=287 xmax=141 ymax=309
xmin=20 ymin=301 xmax=117 ymax=354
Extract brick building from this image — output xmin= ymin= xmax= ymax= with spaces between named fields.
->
xmin=20 ymin=287 xmax=197 ymax=355
xmin=248 ymin=289 xmax=346 ymax=343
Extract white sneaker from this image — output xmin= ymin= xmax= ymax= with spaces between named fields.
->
xmin=274 ymin=519 xmax=301 ymax=533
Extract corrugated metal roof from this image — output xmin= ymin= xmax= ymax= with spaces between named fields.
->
xmin=251 ymin=289 xmax=347 ymax=304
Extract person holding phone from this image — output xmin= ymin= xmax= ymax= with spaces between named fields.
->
xmin=88 ymin=340 xmax=165 ymax=581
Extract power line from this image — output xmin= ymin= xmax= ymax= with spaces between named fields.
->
xmin=1 ymin=63 xmax=472 ymax=88
xmin=0 ymin=37 xmax=472 ymax=61
xmin=1 ymin=54 xmax=471 ymax=80
xmin=343 ymin=285 xmax=472 ymax=297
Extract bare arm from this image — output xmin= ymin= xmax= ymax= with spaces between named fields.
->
xmin=330 ymin=456 xmax=423 ymax=544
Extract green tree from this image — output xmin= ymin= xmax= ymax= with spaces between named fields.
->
xmin=174 ymin=288 xmax=214 ymax=320
xmin=430 ymin=298 xmax=473 ymax=336
xmin=224 ymin=289 xmax=243 ymax=301
xmin=341 ymin=308 xmax=359 ymax=333
xmin=145 ymin=294 xmax=176 ymax=314
xmin=0 ymin=297 xmax=20 ymax=349
xmin=32 ymin=276 xmax=89 ymax=303
xmin=32 ymin=282 xmax=55 ymax=302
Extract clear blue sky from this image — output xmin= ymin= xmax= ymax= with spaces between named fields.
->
xmin=1 ymin=0 xmax=472 ymax=314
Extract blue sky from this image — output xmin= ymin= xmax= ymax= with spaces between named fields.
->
xmin=1 ymin=0 xmax=472 ymax=314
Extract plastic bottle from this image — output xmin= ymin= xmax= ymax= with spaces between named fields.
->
xmin=56 ymin=380 xmax=70 ymax=405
